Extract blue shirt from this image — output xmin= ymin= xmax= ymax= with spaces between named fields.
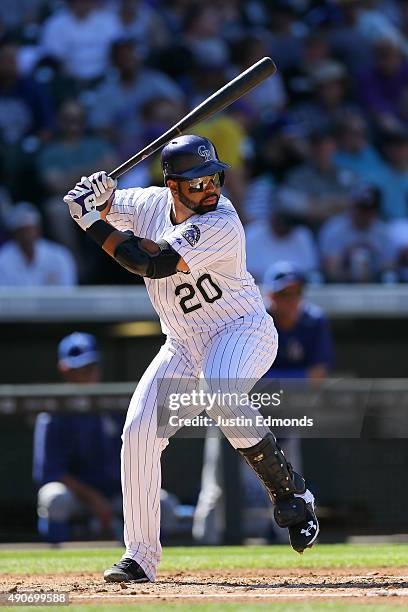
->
xmin=265 ymin=302 xmax=333 ymax=378
xmin=335 ymin=146 xmax=383 ymax=183
xmin=365 ymin=162 xmax=408 ymax=221
xmin=0 ymin=76 xmax=53 ymax=144
xmin=33 ymin=412 xmax=124 ymax=497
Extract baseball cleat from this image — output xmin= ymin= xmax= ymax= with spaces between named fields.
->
xmin=104 ymin=558 xmax=149 ymax=583
xmin=288 ymin=501 xmax=319 ymax=553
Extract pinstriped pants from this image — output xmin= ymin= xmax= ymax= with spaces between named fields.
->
xmin=121 ymin=314 xmax=278 ymax=581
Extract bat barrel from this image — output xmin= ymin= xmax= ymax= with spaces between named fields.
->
xmin=109 ymin=57 xmax=277 ymax=180
xmin=176 ymin=57 xmax=276 ymax=131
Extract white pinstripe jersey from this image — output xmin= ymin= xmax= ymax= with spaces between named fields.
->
xmin=106 ymin=186 xmax=268 ymax=339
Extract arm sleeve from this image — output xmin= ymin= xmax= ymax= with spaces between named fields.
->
xmin=32 ymin=414 xmax=71 ymax=485
xmin=165 ymin=213 xmax=240 ymax=271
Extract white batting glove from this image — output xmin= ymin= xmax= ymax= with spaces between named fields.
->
xmin=63 ymin=171 xmax=117 ymax=230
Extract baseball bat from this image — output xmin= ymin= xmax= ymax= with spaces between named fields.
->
xmin=109 ymin=56 xmax=276 ymax=180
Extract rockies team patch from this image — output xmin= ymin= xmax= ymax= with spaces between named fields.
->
xmin=181 ymin=224 xmax=200 ymax=247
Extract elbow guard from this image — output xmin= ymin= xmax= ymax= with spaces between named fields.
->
xmin=114 ymin=236 xmax=180 ymax=279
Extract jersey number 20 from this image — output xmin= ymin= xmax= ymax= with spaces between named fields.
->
xmin=175 ymin=274 xmax=222 ymax=314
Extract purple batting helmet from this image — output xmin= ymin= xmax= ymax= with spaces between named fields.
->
xmin=160 ymin=135 xmax=230 ymax=185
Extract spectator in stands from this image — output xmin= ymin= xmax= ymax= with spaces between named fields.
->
xmin=30 ymin=54 xmax=80 ymax=113
xmin=233 ymin=34 xmax=287 ymax=117
xmin=367 ymin=125 xmax=408 ymax=220
xmin=0 ymin=38 xmax=53 ymax=146
xmin=268 ymin=2 xmax=306 ymax=74
xmin=283 ymin=128 xmax=354 ymax=228
xmin=245 ymin=193 xmax=319 ymax=283
xmin=188 ymin=55 xmax=230 ymax=109
xmin=40 ymin=0 xmax=121 ymax=85
xmin=282 ymin=31 xmax=331 ymax=104
xmin=318 ymin=185 xmax=395 ymax=282
xmin=329 ymin=0 xmax=373 ymax=75
xmin=160 ymin=0 xmax=194 ymax=35
xmin=0 ymin=0 xmax=46 ymax=31
xmin=89 ymin=38 xmax=183 ymax=156
xmin=2 ymin=0 xmax=405 ymax=286
xmin=215 ymin=0 xmax=268 ymax=43
xmin=112 ymin=0 xmax=169 ymax=54
xmin=0 ymin=202 xmax=77 ymax=286
xmin=289 ymin=60 xmax=356 ymax=136
xmin=253 ymin=116 xmax=305 ymax=183
xmin=356 ymin=1 xmax=400 ymax=46
xmin=182 ymin=3 xmax=230 ymax=68
xmin=137 ymin=98 xmax=186 ymax=188
xmin=356 ymin=35 xmax=408 ymax=128
xmin=245 ymin=117 xmax=306 ymax=222
xmin=37 ymin=99 xmax=116 ymax=264
xmin=334 ymin=111 xmax=383 ymax=182
xmin=122 ymin=95 xmax=186 ymax=187
xmin=33 ymin=333 xmax=124 ymax=543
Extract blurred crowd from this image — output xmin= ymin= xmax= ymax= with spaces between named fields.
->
xmin=0 ymin=0 xmax=408 ymax=285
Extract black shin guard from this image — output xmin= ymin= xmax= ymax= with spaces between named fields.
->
xmin=237 ymin=433 xmax=307 ymax=528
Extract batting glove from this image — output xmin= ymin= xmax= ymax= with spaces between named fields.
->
xmin=63 ymin=171 xmax=117 ymax=230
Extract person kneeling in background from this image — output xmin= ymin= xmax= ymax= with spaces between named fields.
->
xmin=32 ymin=332 xmax=125 ymax=543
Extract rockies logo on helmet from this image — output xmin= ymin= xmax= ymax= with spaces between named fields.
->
xmin=197 ymin=145 xmax=212 ymax=161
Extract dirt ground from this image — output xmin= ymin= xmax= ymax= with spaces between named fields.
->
xmin=2 ymin=567 xmax=408 ymax=605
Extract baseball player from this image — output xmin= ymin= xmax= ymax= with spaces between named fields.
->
xmin=33 ymin=333 xmax=124 ymax=543
xmin=63 ymin=135 xmax=319 ymax=583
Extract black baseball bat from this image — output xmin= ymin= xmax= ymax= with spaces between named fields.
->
xmin=109 ymin=56 xmax=276 ymax=180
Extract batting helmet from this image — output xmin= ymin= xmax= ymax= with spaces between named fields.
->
xmin=161 ymin=135 xmax=230 ymax=185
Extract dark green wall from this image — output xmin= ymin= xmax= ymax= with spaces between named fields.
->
xmin=1 ymin=317 xmax=408 ymax=541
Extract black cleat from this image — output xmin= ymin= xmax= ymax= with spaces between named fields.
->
xmin=288 ymin=502 xmax=319 ymax=553
xmin=104 ymin=558 xmax=149 ymax=583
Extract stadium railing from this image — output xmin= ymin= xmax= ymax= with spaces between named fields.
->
xmin=1 ymin=284 xmax=408 ymax=321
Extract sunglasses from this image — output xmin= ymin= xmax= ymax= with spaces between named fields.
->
xmin=186 ymin=173 xmax=222 ymax=193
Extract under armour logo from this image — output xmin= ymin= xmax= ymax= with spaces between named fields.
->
xmin=198 ymin=145 xmax=212 ymax=161
xmin=301 ymin=521 xmax=317 ymax=537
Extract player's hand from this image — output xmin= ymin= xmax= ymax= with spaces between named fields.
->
xmin=63 ymin=171 xmax=117 ymax=230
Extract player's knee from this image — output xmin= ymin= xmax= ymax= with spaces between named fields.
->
xmin=37 ymin=482 xmax=73 ymax=522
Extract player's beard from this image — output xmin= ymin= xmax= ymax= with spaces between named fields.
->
xmin=177 ymin=184 xmax=219 ymax=215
